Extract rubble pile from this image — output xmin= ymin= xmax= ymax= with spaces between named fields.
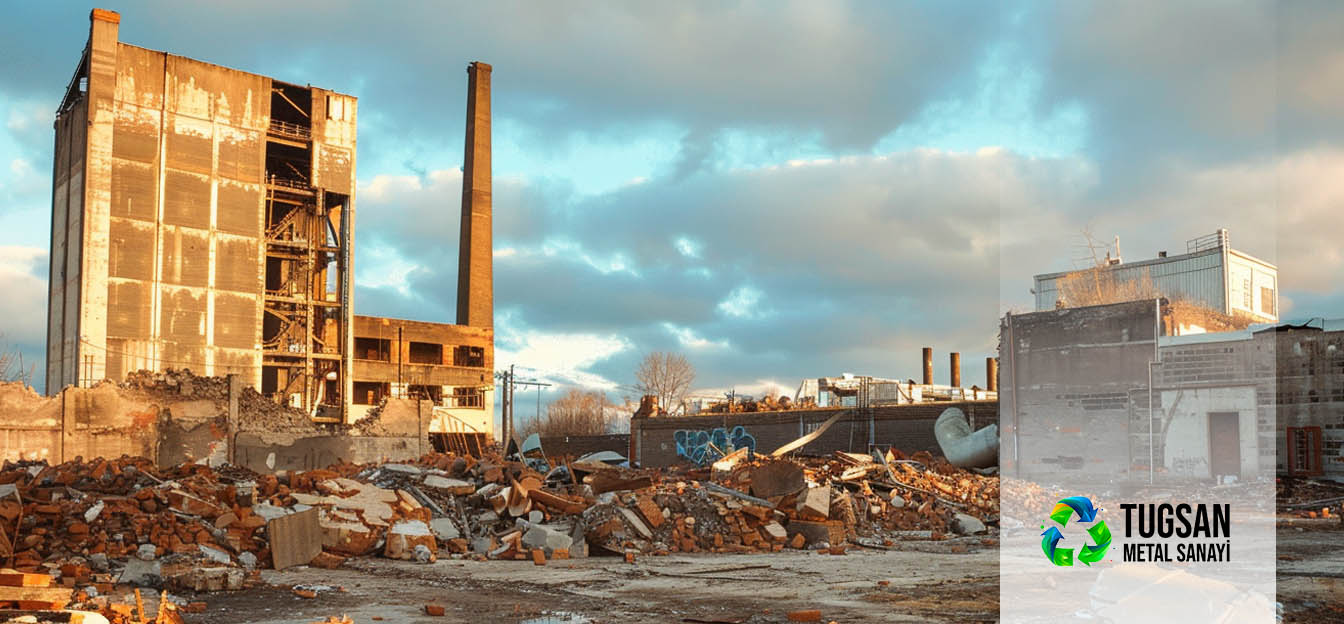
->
xmin=120 ymin=368 xmax=333 ymax=433
xmin=0 ymin=445 xmax=998 ymax=612
xmin=999 ymin=478 xmax=1111 ymax=516
xmin=698 ymin=394 xmax=818 ymax=414
xmin=1277 ymin=476 xmax=1344 ymax=519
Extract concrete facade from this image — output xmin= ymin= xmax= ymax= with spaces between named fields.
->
xmin=999 ymin=300 xmax=1160 ymax=481
xmin=45 ymin=10 xmax=495 ymax=433
xmin=1159 ymin=321 xmax=1344 ymax=480
xmin=47 ymin=10 xmax=356 ymax=412
xmin=1002 ymin=298 xmax=1340 ymax=483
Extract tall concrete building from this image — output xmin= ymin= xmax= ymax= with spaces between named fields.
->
xmin=46 ymin=10 xmax=494 ymax=433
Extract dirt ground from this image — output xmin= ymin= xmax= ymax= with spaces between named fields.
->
xmin=178 ymin=537 xmax=998 ymax=624
xmin=1276 ymin=521 xmax=1344 ymax=622
xmin=141 ymin=524 xmax=1339 ymax=623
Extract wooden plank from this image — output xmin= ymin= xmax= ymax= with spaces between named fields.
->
xmin=0 ymin=572 xmax=53 ymax=587
xmin=0 ymin=584 xmax=72 ymax=606
xmin=267 ymin=507 xmax=322 ymax=570
xmin=770 ymin=411 xmax=845 ymax=457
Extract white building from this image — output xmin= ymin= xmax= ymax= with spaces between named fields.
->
xmin=1033 ymin=229 xmax=1278 ymax=322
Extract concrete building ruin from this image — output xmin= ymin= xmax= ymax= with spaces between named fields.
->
xmin=43 ymin=9 xmax=494 ymax=434
xmin=1001 ymin=298 xmax=1343 ymax=483
xmin=1033 ymin=229 xmax=1279 ymax=323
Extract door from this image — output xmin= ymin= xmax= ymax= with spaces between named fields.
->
xmin=1208 ymin=412 xmax=1241 ymax=480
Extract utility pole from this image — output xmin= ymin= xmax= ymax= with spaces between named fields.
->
xmin=494 ymin=366 xmax=552 ymax=448
xmin=508 ymin=364 xmax=515 ymax=445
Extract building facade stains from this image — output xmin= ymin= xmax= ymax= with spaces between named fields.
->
xmin=1002 ymin=297 xmax=1342 ymax=483
xmin=45 ymin=10 xmax=494 ymax=432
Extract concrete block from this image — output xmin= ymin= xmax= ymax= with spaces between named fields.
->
xmin=952 ymin=513 xmax=986 ymax=535
xmin=796 ymin=486 xmax=830 ymax=520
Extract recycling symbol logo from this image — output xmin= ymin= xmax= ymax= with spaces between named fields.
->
xmin=1040 ymin=496 xmax=1111 ymax=566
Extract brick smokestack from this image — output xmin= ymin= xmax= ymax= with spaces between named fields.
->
xmin=922 ymin=348 xmax=933 ymax=385
xmin=457 ymin=61 xmax=493 ymax=328
xmin=950 ymin=352 xmax=961 ymax=388
xmin=986 ymin=357 xmax=998 ymax=392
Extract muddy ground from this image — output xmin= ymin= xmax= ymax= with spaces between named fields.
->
xmin=180 ymin=537 xmax=998 ymax=624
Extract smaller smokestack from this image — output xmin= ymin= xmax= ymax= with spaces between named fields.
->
xmin=986 ymin=357 xmax=998 ymax=392
xmin=950 ymin=352 xmax=961 ymax=388
xmin=922 ymin=348 xmax=933 ymax=385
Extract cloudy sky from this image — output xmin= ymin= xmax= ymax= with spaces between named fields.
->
xmin=1 ymin=2 xmax=1341 ymax=413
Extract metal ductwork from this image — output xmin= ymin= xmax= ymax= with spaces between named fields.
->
xmin=934 ymin=407 xmax=998 ymax=468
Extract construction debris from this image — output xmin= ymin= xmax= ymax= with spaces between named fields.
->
xmin=0 ymin=437 xmax=999 ymax=614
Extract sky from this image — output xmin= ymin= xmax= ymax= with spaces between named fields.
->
xmin=1 ymin=2 xmax=1342 ymax=423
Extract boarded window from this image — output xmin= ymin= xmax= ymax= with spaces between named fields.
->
xmin=1260 ymin=287 xmax=1274 ymax=316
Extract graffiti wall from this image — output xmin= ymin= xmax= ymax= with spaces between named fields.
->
xmin=674 ymin=425 xmax=756 ymax=465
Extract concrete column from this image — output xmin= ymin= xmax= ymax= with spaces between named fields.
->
xmin=227 ymin=373 xmax=240 ymax=463
xmin=79 ymin=8 xmax=121 ymax=387
xmin=986 ymin=357 xmax=998 ymax=392
xmin=922 ymin=347 xmax=933 ymax=385
xmin=950 ymin=352 xmax=961 ymax=388
xmin=456 ymin=62 xmax=493 ymax=328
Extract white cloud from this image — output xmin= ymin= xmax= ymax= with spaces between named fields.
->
xmin=673 ymin=236 xmax=701 ymax=258
xmin=661 ymin=322 xmax=728 ymax=350
xmin=717 ymin=285 xmax=765 ymax=319
xmin=494 ymin=319 xmax=632 ymax=391
xmin=0 ymin=245 xmax=47 ymax=340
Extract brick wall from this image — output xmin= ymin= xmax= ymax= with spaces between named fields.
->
xmin=631 ymin=401 xmax=997 ymax=468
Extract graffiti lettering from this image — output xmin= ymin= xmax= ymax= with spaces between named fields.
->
xmin=674 ymin=426 xmax=756 ymax=466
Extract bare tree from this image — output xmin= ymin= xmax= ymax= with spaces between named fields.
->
xmin=634 ymin=351 xmax=695 ymax=415
xmin=519 ymin=389 xmax=617 ymax=437
xmin=1056 ymin=266 xmax=1161 ymax=308
xmin=0 ymin=337 xmax=35 ymax=387
xmin=1054 ymin=228 xmax=1161 ymax=308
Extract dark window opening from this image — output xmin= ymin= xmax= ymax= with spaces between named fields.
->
xmin=355 ymin=337 xmax=391 ymax=361
xmin=353 ymin=381 xmax=389 ymax=405
xmin=453 ymin=345 xmax=485 ymax=367
xmin=270 ymin=82 xmax=312 ymax=126
xmin=265 ymin=141 xmax=312 ymax=188
xmin=408 ymin=342 xmax=443 ymax=364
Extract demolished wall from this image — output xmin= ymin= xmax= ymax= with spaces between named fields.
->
xmin=0 ymin=370 xmax=437 ymax=472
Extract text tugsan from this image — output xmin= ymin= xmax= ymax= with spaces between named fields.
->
xmin=1119 ymin=503 xmax=1232 ymax=563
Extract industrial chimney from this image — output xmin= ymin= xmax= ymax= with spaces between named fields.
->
xmin=457 ymin=61 xmax=493 ymax=328
xmin=950 ymin=352 xmax=961 ymax=388
xmin=922 ymin=348 xmax=933 ymax=385
xmin=986 ymin=357 xmax=998 ymax=392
